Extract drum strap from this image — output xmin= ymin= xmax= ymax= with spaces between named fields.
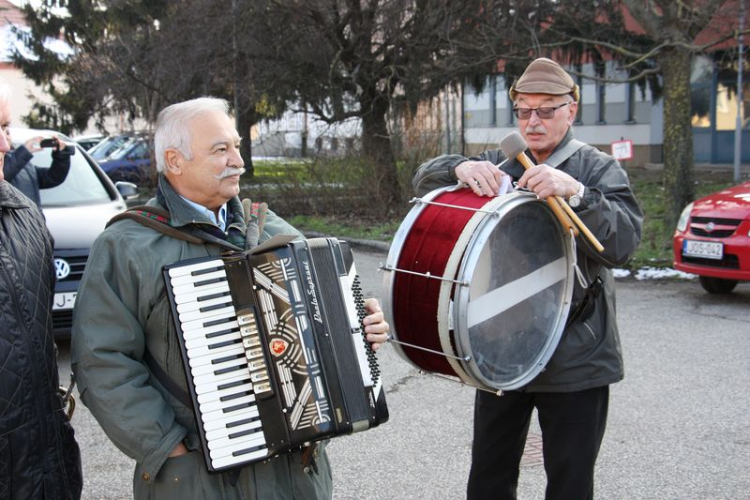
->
xmin=545 ymin=139 xmax=586 ymax=169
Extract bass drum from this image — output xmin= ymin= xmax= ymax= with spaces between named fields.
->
xmin=383 ymin=186 xmax=575 ymax=392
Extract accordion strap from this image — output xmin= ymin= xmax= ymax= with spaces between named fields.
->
xmin=144 ymin=349 xmax=193 ymax=408
xmin=107 ymin=205 xmax=205 ymax=244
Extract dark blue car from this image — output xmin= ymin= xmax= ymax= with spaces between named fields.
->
xmin=98 ymin=135 xmax=152 ymax=183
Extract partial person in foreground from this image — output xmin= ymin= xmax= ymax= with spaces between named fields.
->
xmin=0 ymin=81 xmax=82 ymax=500
xmin=413 ymin=57 xmax=643 ymax=500
xmin=71 ymin=96 xmax=390 ymax=500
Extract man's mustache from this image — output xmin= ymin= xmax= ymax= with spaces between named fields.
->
xmin=214 ymin=167 xmax=246 ymax=180
xmin=525 ymin=125 xmax=547 ymax=135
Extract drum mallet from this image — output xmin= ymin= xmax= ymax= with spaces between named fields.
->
xmin=499 ymin=132 xmax=605 ymax=253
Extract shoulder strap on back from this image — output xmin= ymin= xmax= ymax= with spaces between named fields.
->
xmin=107 ymin=205 xmax=205 ymax=244
xmin=545 ymin=139 xmax=585 ymax=168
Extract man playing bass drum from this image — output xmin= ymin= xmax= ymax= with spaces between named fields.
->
xmin=412 ymin=57 xmax=643 ymax=500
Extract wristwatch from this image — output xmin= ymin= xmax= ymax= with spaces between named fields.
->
xmin=568 ymin=182 xmax=585 ymax=208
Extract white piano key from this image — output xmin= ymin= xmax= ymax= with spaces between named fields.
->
xmin=193 ymin=365 xmax=253 ymax=388
xmin=211 ymin=448 xmax=269 ymax=469
xmin=182 ymin=321 xmax=240 ymax=341
xmin=184 ymin=328 xmax=241 ymax=349
xmin=191 ymin=355 xmax=248 ymax=377
xmin=170 ymin=269 xmax=226 ymax=287
xmin=168 ymin=259 xmax=224 ymax=278
xmin=208 ymin=433 xmax=267 ymax=458
xmin=204 ymin=416 xmax=262 ymax=441
xmin=197 ymin=381 xmax=254 ymax=405
xmin=207 ymin=430 xmax=266 ymax=454
xmin=202 ymin=406 xmax=260 ymax=430
xmin=179 ymin=304 xmax=236 ymax=324
xmin=199 ymin=393 xmax=256 ymax=414
xmin=177 ymin=294 xmax=233 ymax=314
xmin=193 ymin=371 xmax=251 ymax=395
xmin=187 ymin=342 xmax=245 ymax=367
xmin=180 ymin=309 xmax=236 ymax=332
xmin=173 ymin=281 xmax=230 ymax=304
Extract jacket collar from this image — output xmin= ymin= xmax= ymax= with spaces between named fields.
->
xmin=154 ymin=174 xmax=248 ymax=250
xmin=503 ymin=128 xmax=576 ymax=179
xmin=0 ymin=181 xmax=33 ymax=209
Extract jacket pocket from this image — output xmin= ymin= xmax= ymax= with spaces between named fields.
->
xmin=139 ymin=451 xmax=214 ymax=500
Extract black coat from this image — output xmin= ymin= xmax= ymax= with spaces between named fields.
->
xmin=0 ymin=182 xmax=82 ymax=499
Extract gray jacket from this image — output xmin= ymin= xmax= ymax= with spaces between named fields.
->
xmin=71 ymin=175 xmax=332 ymax=499
xmin=412 ymin=130 xmax=643 ymax=392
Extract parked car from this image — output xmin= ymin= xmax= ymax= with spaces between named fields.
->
xmin=673 ymin=181 xmax=750 ymax=294
xmin=73 ymin=133 xmax=106 ymax=151
xmin=98 ymin=134 xmax=152 ymax=183
xmin=9 ymin=128 xmax=138 ymax=338
xmin=88 ymin=133 xmax=135 ymax=162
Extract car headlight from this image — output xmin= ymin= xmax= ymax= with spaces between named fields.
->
xmin=676 ymin=202 xmax=694 ymax=232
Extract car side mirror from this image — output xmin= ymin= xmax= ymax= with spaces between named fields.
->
xmin=115 ymin=181 xmax=139 ymax=200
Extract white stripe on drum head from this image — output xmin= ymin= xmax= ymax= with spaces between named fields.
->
xmin=467 ymin=257 xmax=567 ymax=329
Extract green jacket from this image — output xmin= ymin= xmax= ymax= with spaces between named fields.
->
xmin=71 ymin=175 xmax=333 ymax=499
xmin=412 ymin=130 xmax=644 ymax=392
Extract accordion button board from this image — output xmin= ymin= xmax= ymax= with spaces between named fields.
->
xmin=164 ymin=237 xmax=388 ymax=472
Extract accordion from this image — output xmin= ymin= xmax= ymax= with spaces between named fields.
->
xmin=163 ymin=236 xmax=388 ymax=472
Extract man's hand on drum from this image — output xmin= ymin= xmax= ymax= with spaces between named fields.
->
xmin=455 ymin=160 xmax=507 ymax=197
xmin=362 ymin=298 xmax=389 ymax=352
xmin=517 ymin=164 xmax=579 ymax=200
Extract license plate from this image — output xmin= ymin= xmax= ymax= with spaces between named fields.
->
xmin=683 ymin=240 xmax=723 ymax=260
xmin=53 ymin=292 xmax=77 ymax=311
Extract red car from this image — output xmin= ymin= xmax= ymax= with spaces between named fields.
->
xmin=673 ymin=181 xmax=750 ymax=294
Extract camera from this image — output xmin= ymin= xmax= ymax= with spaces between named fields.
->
xmin=39 ymin=138 xmax=58 ymax=148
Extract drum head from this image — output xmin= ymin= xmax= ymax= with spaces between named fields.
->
xmin=454 ymin=195 xmax=574 ymax=391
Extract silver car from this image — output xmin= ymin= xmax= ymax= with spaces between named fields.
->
xmin=10 ymin=128 xmax=137 ymax=338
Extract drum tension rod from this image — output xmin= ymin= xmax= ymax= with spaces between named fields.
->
xmin=379 ymin=264 xmax=469 ymax=287
xmin=409 ymin=197 xmax=501 ymax=217
xmin=388 ymin=336 xmax=471 ymax=362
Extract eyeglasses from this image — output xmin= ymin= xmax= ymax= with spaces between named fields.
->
xmin=513 ymin=102 xmax=572 ymax=120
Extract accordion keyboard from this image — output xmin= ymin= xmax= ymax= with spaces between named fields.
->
xmin=167 ymin=258 xmax=270 ymax=469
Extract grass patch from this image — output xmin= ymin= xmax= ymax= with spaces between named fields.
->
xmin=287 ymin=215 xmax=401 ymax=241
xmin=627 ymin=167 xmax=736 ymax=269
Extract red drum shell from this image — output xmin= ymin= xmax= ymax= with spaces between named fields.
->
xmin=391 ymin=188 xmax=489 ymax=376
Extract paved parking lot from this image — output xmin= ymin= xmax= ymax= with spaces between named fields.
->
xmin=58 ymin=249 xmax=750 ymax=499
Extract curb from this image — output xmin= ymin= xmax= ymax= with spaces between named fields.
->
xmin=302 ymin=231 xmax=391 ymax=254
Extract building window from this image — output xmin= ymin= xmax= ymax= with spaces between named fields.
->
xmin=489 ymin=76 xmax=497 ymax=126
xmin=596 ymin=80 xmax=606 ymax=124
xmin=574 ymin=75 xmax=583 ymax=124
xmin=626 ymin=82 xmax=636 ymax=123
xmin=690 ymin=55 xmax=714 ymax=128
xmin=507 ymin=93 xmax=515 ymax=126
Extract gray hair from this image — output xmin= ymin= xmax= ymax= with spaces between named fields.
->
xmin=154 ymin=97 xmax=231 ymax=173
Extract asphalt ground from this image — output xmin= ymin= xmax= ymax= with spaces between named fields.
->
xmin=57 ymin=246 xmax=750 ymax=499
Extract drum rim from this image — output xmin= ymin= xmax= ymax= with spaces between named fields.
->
xmin=436 ymin=192 xmax=518 ymax=385
xmin=382 ymin=184 xmax=464 ymax=369
xmin=453 ymin=195 xmax=576 ymax=391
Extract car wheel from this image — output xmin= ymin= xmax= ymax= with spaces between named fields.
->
xmin=698 ymin=276 xmax=738 ymax=294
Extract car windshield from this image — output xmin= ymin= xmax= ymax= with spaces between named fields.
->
xmin=36 ymin=149 xmax=113 ymax=207
xmin=89 ymin=135 xmax=132 ymax=161
xmin=109 ymin=138 xmax=148 ymax=160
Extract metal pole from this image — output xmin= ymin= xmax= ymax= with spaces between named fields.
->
xmin=734 ymin=0 xmax=745 ymax=183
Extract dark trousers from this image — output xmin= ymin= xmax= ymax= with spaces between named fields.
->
xmin=467 ymin=386 xmax=610 ymax=500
